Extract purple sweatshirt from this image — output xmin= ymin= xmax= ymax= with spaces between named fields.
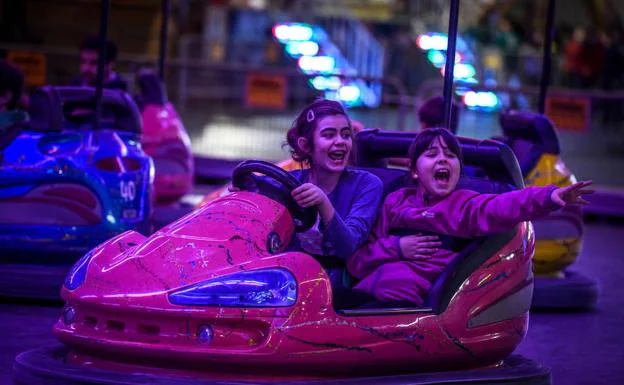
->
xmin=290 ymin=168 xmax=383 ymax=260
xmin=346 ymin=184 xmax=560 ymax=305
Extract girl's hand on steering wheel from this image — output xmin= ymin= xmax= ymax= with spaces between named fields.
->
xmin=399 ymin=234 xmax=441 ymax=261
xmin=292 ymin=183 xmax=329 ymax=208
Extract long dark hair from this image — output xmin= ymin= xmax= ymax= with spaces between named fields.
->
xmin=285 ymin=99 xmax=352 ymax=164
xmin=408 ymin=127 xmax=463 ymax=170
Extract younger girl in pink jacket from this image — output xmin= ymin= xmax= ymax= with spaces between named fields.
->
xmin=346 ymin=128 xmax=593 ymax=306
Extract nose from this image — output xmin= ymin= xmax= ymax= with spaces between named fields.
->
xmin=334 ymin=135 xmax=347 ymax=146
xmin=436 ymin=154 xmax=450 ymax=164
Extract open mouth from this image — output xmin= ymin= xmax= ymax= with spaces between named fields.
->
xmin=328 ymin=150 xmax=346 ymax=162
xmin=434 ymin=168 xmax=451 ymax=183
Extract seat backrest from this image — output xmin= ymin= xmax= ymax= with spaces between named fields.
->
xmin=426 ymin=228 xmax=517 ymax=314
xmin=135 ymin=70 xmax=168 ymax=106
xmin=425 ymin=171 xmax=517 ymax=314
xmin=355 ymin=129 xmax=525 ymax=189
xmin=28 ymin=86 xmax=142 ymax=134
xmin=353 ymin=166 xmax=408 ymax=199
xmin=499 ymin=110 xmax=560 ymax=176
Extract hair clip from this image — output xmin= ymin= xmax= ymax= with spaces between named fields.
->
xmin=307 ymin=109 xmax=315 ymax=123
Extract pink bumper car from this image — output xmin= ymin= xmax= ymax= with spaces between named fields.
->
xmin=14 ymin=133 xmax=550 ymax=385
xmin=136 ymin=70 xmax=194 ymax=203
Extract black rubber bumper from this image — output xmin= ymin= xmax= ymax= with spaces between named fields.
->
xmin=532 ymin=270 xmax=599 ymax=310
xmin=13 ymin=344 xmax=552 ymax=385
xmin=583 ymin=189 xmax=624 ymax=220
xmin=0 ymin=263 xmax=68 ymax=301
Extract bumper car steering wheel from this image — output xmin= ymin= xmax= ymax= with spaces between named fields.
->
xmin=232 ymin=160 xmax=317 ymax=232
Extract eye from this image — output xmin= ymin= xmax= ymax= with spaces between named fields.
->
xmin=321 ymin=129 xmax=338 ymax=139
xmin=445 ymin=150 xmax=457 ymax=158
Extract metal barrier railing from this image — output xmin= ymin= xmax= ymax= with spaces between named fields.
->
xmin=416 ymin=79 xmax=624 ymax=153
xmin=0 ymin=43 xmax=414 ymax=161
xmin=166 ymin=60 xmax=411 ymax=161
xmin=3 ymin=42 xmax=622 ymax=158
xmin=417 ymin=78 xmax=624 ymax=101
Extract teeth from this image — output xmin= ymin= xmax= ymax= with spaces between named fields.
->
xmin=329 ymin=152 xmax=345 ymax=160
xmin=435 ymin=169 xmax=450 ymax=181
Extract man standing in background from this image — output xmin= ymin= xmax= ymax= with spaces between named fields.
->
xmin=72 ymin=36 xmax=128 ymax=91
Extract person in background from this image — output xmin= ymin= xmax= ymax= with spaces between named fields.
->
xmin=0 ymin=60 xmax=28 ymax=148
xmin=418 ymin=96 xmax=461 ymax=134
xmin=387 ymin=95 xmax=461 ymax=168
xmin=71 ymin=36 xmax=127 ymax=91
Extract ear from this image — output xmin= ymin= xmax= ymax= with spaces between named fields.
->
xmin=410 ymin=169 xmax=419 ymax=180
xmin=297 ymin=137 xmax=311 ymax=154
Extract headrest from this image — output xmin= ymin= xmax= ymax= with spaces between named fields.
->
xmin=28 ymin=86 xmax=142 ymax=134
xmin=355 ymin=129 xmax=525 ymax=189
xmin=499 ymin=110 xmax=560 ymax=155
xmin=135 ymin=70 xmax=167 ymax=106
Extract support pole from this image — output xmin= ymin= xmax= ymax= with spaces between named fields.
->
xmin=158 ymin=0 xmax=171 ymax=81
xmin=94 ymin=0 xmax=111 ymax=130
xmin=442 ymin=0 xmax=460 ymax=130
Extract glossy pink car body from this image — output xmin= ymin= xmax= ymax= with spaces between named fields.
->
xmin=54 ymin=188 xmax=535 ymax=380
xmin=141 ymin=103 xmax=193 ymax=203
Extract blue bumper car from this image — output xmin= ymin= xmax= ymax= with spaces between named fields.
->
xmin=0 ymin=87 xmax=154 ymax=298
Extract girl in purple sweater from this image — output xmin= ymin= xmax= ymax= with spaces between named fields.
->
xmin=284 ymin=100 xmax=383 ymax=263
xmin=230 ymin=99 xmax=383 ymax=265
xmin=347 ymin=128 xmax=593 ymax=306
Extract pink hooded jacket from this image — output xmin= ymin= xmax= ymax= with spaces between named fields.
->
xmin=346 ymin=184 xmax=560 ymax=305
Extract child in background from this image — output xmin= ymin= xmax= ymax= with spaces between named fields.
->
xmin=347 ymin=128 xmax=593 ymax=306
xmin=418 ymin=96 xmax=461 ymax=134
xmin=387 ymin=96 xmax=461 ymax=168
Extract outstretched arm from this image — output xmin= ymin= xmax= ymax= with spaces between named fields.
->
xmin=398 ymin=182 xmax=593 ymax=238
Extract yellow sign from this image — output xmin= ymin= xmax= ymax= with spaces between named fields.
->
xmin=245 ymin=73 xmax=287 ymax=110
xmin=483 ymin=52 xmax=503 ymax=70
xmin=545 ymin=96 xmax=591 ymax=132
xmin=7 ymin=51 xmax=47 ymax=87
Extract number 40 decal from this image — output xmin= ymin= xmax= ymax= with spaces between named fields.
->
xmin=120 ymin=180 xmax=136 ymax=202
